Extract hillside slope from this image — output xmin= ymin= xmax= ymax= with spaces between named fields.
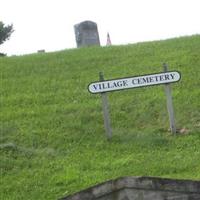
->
xmin=1 ymin=35 xmax=200 ymax=199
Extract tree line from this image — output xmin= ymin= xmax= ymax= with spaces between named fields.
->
xmin=0 ymin=21 xmax=14 ymax=56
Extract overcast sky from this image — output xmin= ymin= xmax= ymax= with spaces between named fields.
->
xmin=1 ymin=0 xmax=200 ymax=55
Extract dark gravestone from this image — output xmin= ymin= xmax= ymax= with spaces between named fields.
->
xmin=37 ymin=49 xmax=45 ymax=53
xmin=74 ymin=21 xmax=100 ymax=47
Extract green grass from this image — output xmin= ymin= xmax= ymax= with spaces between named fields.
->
xmin=1 ymin=35 xmax=200 ymax=199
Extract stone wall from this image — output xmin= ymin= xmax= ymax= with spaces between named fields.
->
xmin=60 ymin=176 xmax=200 ymax=200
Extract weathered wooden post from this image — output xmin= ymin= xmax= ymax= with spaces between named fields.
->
xmin=99 ymin=72 xmax=112 ymax=140
xmin=163 ymin=63 xmax=177 ymax=134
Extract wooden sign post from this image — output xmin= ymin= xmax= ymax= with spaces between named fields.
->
xmin=163 ymin=63 xmax=177 ymax=134
xmin=88 ymin=66 xmax=181 ymax=138
xmin=99 ymin=72 xmax=112 ymax=140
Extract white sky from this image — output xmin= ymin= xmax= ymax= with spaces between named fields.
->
xmin=0 ymin=0 xmax=200 ymax=55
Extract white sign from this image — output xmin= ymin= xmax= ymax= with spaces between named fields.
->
xmin=88 ymin=71 xmax=181 ymax=94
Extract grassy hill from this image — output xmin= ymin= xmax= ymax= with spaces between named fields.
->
xmin=1 ymin=35 xmax=200 ymax=200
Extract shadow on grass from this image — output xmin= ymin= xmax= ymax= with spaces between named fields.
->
xmin=110 ymin=129 xmax=170 ymax=149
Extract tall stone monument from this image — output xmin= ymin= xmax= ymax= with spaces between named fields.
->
xmin=74 ymin=21 xmax=100 ymax=47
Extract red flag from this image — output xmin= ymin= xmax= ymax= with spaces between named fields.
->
xmin=106 ymin=32 xmax=112 ymax=46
